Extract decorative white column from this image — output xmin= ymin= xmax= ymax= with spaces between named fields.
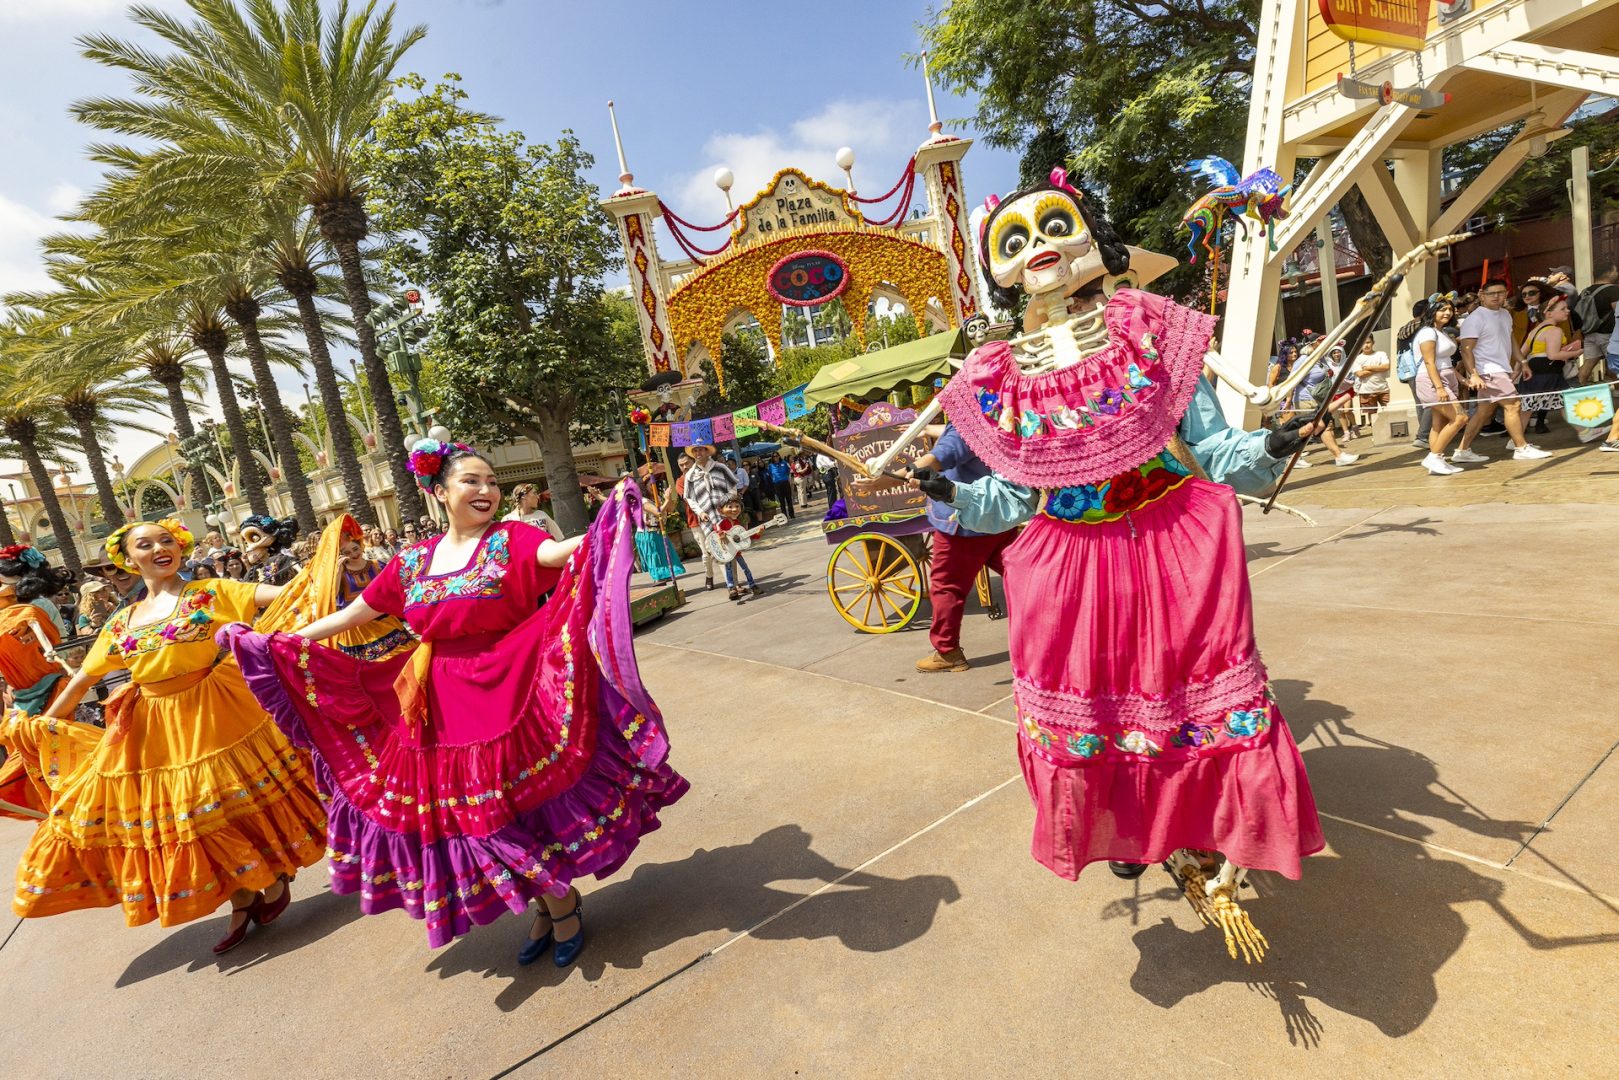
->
xmin=914 ymin=136 xmax=983 ymax=328
xmin=600 ymin=101 xmax=678 ymax=375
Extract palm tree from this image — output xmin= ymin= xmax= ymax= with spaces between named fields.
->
xmin=74 ymin=0 xmax=428 ymax=523
xmin=34 ymin=229 xmax=276 ymax=517
xmin=0 ymin=492 xmax=16 ymax=547
xmin=178 ymin=299 xmax=272 ymax=515
xmin=0 ymin=328 xmax=84 ymax=572
xmin=270 ymin=0 xmax=428 ymax=523
xmin=264 ymin=210 xmax=378 ymax=527
xmin=215 ymin=266 xmax=318 ymax=532
xmin=5 ymin=311 xmax=165 ymax=534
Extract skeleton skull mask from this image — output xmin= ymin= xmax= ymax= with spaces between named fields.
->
xmin=981 ymin=171 xmax=1093 ymax=299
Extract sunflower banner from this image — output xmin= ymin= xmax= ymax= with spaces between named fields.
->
xmin=1563 ymin=384 xmax=1615 ymax=428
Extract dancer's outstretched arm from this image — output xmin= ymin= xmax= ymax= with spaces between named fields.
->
xmin=539 ymin=535 xmax=585 ymax=568
xmin=294 ymin=599 xmax=380 ymax=642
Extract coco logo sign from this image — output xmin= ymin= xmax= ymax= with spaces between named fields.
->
xmin=767 ymin=250 xmax=851 ymax=307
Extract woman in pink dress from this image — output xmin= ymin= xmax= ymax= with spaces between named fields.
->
xmin=915 ymin=172 xmax=1321 ymax=961
xmin=224 ymin=441 xmax=688 ymax=965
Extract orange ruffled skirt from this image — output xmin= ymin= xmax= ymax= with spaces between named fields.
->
xmin=12 ymin=663 xmax=326 ymax=927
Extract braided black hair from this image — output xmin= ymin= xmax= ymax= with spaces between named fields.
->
xmin=0 ymin=548 xmax=75 ymax=603
xmin=239 ymin=515 xmax=300 ymax=553
xmin=979 ymin=175 xmax=1131 ymax=311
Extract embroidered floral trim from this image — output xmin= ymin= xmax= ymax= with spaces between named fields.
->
xmin=397 ymin=527 xmax=512 ymax=609
xmin=1039 ymin=452 xmax=1191 ymax=524
xmin=940 ymin=291 xmax=1218 ymax=487
xmin=1022 ymin=701 xmax=1275 ymax=764
xmin=1013 ymin=652 xmax=1269 ymax=738
xmin=105 ymin=584 xmax=221 ymax=657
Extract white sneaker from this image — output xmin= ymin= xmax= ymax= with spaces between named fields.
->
xmin=1450 ymin=448 xmax=1489 ymax=464
xmin=1512 ymin=444 xmax=1551 ymax=460
xmin=1293 ymin=457 xmax=1314 ymax=469
xmin=1576 ymin=426 xmax=1605 ymax=443
xmin=1422 ymin=453 xmax=1460 ymax=475
xmin=1333 ymin=453 xmax=1360 ymax=466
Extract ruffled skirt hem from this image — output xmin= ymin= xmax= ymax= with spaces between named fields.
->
xmin=1018 ymin=712 xmax=1324 ymax=880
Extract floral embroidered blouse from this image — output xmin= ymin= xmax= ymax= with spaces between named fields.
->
xmin=360 ymin=521 xmax=558 ymax=643
xmin=81 ymin=579 xmax=262 ymax=684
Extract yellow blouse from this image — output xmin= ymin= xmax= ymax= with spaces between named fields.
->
xmin=82 ymin=579 xmax=261 ymax=684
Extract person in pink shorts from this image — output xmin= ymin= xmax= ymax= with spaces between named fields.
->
xmin=1451 ymin=279 xmax=1551 ymax=463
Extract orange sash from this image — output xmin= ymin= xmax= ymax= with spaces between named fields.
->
xmin=102 ymin=666 xmax=213 ymax=745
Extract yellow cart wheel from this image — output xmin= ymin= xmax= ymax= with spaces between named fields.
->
xmin=826 ymin=533 xmax=924 ymax=633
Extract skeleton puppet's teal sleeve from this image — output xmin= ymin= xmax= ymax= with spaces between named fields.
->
xmin=946 ymin=473 xmax=1039 ymax=533
xmin=1178 ymin=376 xmax=1286 ymax=498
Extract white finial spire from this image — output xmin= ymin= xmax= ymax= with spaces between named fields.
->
xmin=922 ymin=51 xmax=944 ymax=140
xmin=608 ymin=100 xmax=634 ymax=191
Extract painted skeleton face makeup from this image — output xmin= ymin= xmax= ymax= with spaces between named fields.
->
xmin=985 ymin=188 xmax=1093 ymax=298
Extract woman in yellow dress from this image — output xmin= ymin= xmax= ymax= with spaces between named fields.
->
xmin=12 ymin=518 xmax=327 ymax=955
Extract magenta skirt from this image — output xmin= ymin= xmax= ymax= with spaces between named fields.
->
xmin=1003 ymin=478 xmax=1323 ymax=879
xmin=225 ymin=486 xmax=688 ymax=947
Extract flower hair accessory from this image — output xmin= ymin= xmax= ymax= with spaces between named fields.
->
xmin=407 ymin=438 xmax=474 ymax=491
xmin=0 ymin=544 xmax=47 ymax=569
xmin=104 ymin=517 xmax=195 ymax=573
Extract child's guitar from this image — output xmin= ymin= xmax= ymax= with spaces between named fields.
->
xmin=701 ymin=513 xmax=787 ymax=564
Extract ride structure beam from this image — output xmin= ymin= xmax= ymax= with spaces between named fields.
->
xmin=1281 ymin=0 xmax=1613 ymax=147
xmin=1462 ymin=43 xmax=1619 ymax=98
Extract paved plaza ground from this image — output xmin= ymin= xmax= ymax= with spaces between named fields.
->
xmin=2 ymin=428 xmax=1616 ymax=1078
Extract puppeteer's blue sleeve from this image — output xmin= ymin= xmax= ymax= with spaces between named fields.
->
xmin=945 ymin=473 xmax=1038 ymax=534
xmin=1178 ymin=376 xmax=1286 ymax=498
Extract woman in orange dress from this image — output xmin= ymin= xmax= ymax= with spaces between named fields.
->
xmin=0 ymin=545 xmax=80 ymax=818
xmin=11 ymin=519 xmax=327 ymax=955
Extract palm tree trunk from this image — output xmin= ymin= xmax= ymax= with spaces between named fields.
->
xmin=291 ymin=291 xmax=377 ymax=528
xmin=0 ymin=494 xmax=15 ymax=546
xmin=326 ymin=238 xmax=426 ymax=523
xmin=15 ymin=434 xmax=81 ymax=573
xmin=223 ymin=300 xmax=318 ymax=532
xmin=67 ymin=409 xmax=125 ymax=532
xmin=162 ymin=378 xmax=198 ymax=442
xmin=194 ymin=337 xmax=270 ymax=517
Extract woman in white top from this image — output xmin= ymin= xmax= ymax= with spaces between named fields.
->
xmin=1413 ymin=299 xmax=1467 ymax=475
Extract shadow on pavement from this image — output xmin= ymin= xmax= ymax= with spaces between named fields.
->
xmin=1126 ymin=679 xmax=1618 ymax=1046
xmin=116 ymin=886 xmax=362 ymax=987
xmin=425 ymin=823 xmax=960 ymax=1011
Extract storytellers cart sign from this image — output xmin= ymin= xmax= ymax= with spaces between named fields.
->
xmin=1318 ymin=0 xmax=1432 ymax=50
xmin=831 ymin=402 xmax=930 ymax=520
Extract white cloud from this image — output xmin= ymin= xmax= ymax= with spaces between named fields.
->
xmin=0 ymin=191 xmax=58 ymax=297
xmin=45 ymin=182 xmax=83 ymax=215
xmin=670 ymin=97 xmax=929 ymax=221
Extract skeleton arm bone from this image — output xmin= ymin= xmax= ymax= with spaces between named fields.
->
xmin=1204 ymin=233 xmax=1472 ymax=413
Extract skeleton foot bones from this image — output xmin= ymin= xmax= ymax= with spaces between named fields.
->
xmin=1165 ymin=849 xmax=1269 ymax=964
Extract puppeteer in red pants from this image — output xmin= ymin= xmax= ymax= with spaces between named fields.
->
xmin=915 ymin=423 xmax=1017 ymax=673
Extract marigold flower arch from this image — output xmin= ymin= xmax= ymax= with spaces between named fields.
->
xmin=666 ymin=226 xmax=955 ymax=390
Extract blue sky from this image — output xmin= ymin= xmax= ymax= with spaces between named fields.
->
xmin=0 ymin=0 xmax=1020 ymax=483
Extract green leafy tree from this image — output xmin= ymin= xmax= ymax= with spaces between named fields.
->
xmin=366 ymin=75 xmax=638 ymax=535
xmin=692 ymin=332 xmax=777 ymax=421
xmin=920 ymin=1 xmax=1392 ymax=286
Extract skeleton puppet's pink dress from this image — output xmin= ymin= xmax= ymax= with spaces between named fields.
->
xmin=937 ymin=289 xmax=1323 ymax=879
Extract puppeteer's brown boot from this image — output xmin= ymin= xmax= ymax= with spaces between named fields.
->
xmin=916 ymin=648 xmax=970 ymax=673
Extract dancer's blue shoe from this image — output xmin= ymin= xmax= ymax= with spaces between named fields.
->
xmin=552 ymin=890 xmax=585 ymax=968
xmin=516 ymin=913 xmax=552 ymax=966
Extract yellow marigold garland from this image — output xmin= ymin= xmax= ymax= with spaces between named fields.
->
xmin=666 ymin=226 xmax=955 ymax=394
xmin=104 ymin=517 xmax=195 ymax=573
